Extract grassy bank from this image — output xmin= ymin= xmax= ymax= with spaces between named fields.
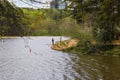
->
xmin=52 ymin=39 xmax=120 ymax=57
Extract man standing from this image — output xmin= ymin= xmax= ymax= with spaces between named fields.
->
xmin=52 ymin=38 xmax=54 ymax=45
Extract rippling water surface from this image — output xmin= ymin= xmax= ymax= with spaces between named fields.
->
xmin=0 ymin=36 xmax=120 ymax=80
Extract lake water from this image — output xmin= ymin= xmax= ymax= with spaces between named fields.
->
xmin=0 ymin=36 xmax=120 ymax=80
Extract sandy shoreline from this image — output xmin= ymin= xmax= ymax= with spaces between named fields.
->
xmin=0 ymin=36 xmax=46 ymax=38
xmin=0 ymin=36 xmax=22 ymax=38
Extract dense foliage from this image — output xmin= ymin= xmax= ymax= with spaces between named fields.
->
xmin=65 ymin=0 xmax=120 ymax=43
xmin=0 ymin=0 xmax=29 ymax=36
xmin=0 ymin=0 xmax=81 ymax=37
xmin=23 ymin=8 xmax=81 ymax=36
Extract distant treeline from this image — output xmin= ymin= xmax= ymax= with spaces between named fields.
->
xmin=0 ymin=0 xmax=82 ymax=37
xmin=22 ymin=8 xmax=82 ymax=37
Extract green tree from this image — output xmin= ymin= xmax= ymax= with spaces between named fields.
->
xmin=65 ymin=0 xmax=85 ymax=23
xmin=66 ymin=0 xmax=120 ymax=43
xmin=94 ymin=0 xmax=120 ymax=43
xmin=0 ymin=0 xmax=29 ymax=36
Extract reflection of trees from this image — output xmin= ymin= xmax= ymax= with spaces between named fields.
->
xmin=101 ymin=57 xmax=120 ymax=80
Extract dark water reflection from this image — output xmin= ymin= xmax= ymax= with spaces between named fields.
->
xmin=0 ymin=37 xmax=120 ymax=80
xmin=71 ymin=54 xmax=120 ymax=80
